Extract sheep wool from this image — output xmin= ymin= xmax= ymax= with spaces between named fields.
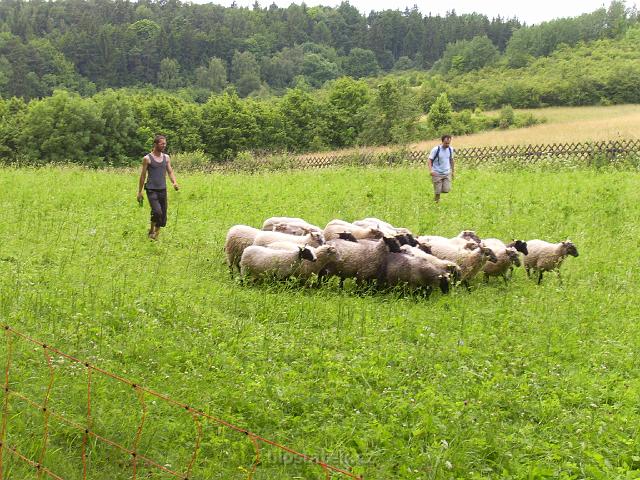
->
xmin=240 ymin=245 xmax=315 ymax=280
xmin=524 ymin=239 xmax=579 ymax=284
xmin=482 ymin=238 xmax=522 ymax=279
xmin=225 ymin=225 xmax=261 ymax=274
xmin=379 ymin=251 xmax=452 ymax=293
xmin=253 ymin=230 xmax=324 ymax=248
xmin=323 ymin=220 xmax=384 ymax=242
xmin=262 ymin=216 xmax=323 ymax=235
xmin=323 ymin=237 xmax=401 ymax=285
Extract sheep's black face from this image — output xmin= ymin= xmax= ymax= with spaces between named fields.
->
xmin=512 ymin=240 xmax=528 ymax=255
xmin=395 ymin=233 xmax=409 ymax=246
xmin=565 ymin=242 xmax=579 ymax=257
xmin=338 ymin=231 xmax=358 ymax=242
xmin=383 ymin=236 xmax=402 ymax=253
xmin=417 ymin=243 xmax=432 ymax=255
xmin=461 ymin=231 xmax=482 ymax=243
xmin=300 ymin=247 xmax=316 ymax=261
xmin=404 ymin=234 xmax=419 ymax=247
xmin=484 ymin=248 xmax=498 ymax=263
xmin=370 ymin=228 xmax=385 ymax=239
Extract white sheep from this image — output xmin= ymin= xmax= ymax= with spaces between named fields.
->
xmin=239 ymin=244 xmax=316 ymax=281
xmin=262 ymin=217 xmax=323 ymax=236
xmin=352 ymin=217 xmax=418 ymax=246
xmin=482 ymin=238 xmax=528 ymax=283
xmin=321 ymin=236 xmax=402 ymax=288
xmin=224 ymin=225 xmax=261 ymax=275
xmin=378 ymin=249 xmax=455 ymax=294
xmin=253 ymin=230 xmax=324 ymax=248
xmin=323 ymin=219 xmax=384 ymax=242
xmin=420 ymin=239 xmax=497 ymax=288
xmin=400 ymin=245 xmax=462 ymax=282
xmin=524 ymin=240 xmax=579 ymax=284
xmin=418 ymin=230 xmax=482 ymax=248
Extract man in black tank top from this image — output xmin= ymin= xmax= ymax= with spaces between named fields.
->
xmin=137 ymin=135 xmax=180 ymax=239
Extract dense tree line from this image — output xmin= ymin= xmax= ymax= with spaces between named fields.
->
xmin=420 ymin=24 xmax=640 ymax=110
xmin=0 ymin=0 xmax=638 ymax=166
xmin=0 ymin=78 xmax=424 ymax=165
xmin=0 ymin=0 xmax=635 ymax=101
xmin=0 ymin=75 xmax=541 ymax=166
xmin=2 ymin=22 xmax=639 ymax=166
xmin=432 ymin=1 xmax=637 ymax=74
xmin=0 ymin=0 xmax=521 ymax=99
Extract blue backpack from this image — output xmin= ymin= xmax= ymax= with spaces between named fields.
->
xmin=433 ymin=146 xmax=452 ymax=166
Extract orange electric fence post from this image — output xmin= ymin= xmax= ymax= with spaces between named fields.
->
xmin=0 ymin=325 xmax=364 ymax=480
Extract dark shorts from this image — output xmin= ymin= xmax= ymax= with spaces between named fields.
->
xmin=146 ymin=188 xmax=168 ymax=227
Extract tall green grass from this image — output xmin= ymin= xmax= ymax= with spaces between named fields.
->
xmin=0 ymin=164 xmax=639 ymax=479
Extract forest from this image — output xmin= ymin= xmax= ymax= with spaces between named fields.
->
xmin=0 ymin=0 xmax=638 ymax=164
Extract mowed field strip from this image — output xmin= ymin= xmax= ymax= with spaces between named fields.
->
xmin=431 ymin=104 xmax=640 ymax=149
xmin=301 ymin=105 xmax=640 ymax=159
xmin=1 ymin=163 xmax=639 ymax=479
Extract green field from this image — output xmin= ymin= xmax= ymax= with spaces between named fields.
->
xmin=1 ymin=164 xmax=639 ymax=479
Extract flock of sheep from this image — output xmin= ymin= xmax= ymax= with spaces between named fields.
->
xmin=224 ymin=216 xmax=579 ymax=294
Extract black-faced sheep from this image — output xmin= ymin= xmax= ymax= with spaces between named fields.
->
xmin=420 ymin=239 xmax=497 ymax=288
xmin=323 ymin=220 xmax=384 ymax=242
xmin=239 ymin=245 xmax=316 ymax=281
xmin=402 ymin=245 xmax=462 ymax=283
xmin=481 ymin=238 xmax=528 ymax=283
xmin=321 ymin=236 xmax=402 ymax=288
xmin=262 ymin=217 xmax=324 ymax=236
xmin=253 ymin=230 xmax=324 ymax=248
xmin=524 ymin=240 xmax=579 ymax=284
xmin=378 ymin=249 xmax=454 ymax=294
xmin=418 ymin=230 xmax=482 ymax=248
xmin=353 ymin=217 xmax=418 ymax=246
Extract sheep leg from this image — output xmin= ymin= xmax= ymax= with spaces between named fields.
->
xmin=557 ymin=270 xmax=563 ymax=286
xmin=537 ymin=270 xmax=543 ymax=285
xmin=502 ymin=274 xmax=509 ymax=286
xmin=483 ymin=273 xmax=490 ymax=283
xmin=525 ymin=266 xmax=531 ymax=278
xmin=463 ymin=280 xmax=471 ymax=292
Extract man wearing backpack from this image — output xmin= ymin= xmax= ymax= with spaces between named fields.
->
xmin=428 ymin=134 xmax=454 ymax=203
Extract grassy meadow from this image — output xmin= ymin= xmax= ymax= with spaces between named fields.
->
xmin=1 ymin=162 xmax=639 ymax=479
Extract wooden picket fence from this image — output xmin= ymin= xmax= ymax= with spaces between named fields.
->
xmin=295 ymin=139 xmax=640 ymax=170
xmin=211 ymin=139 xmax=640 ymax=172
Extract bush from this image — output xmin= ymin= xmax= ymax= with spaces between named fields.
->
xmin=170 ymin=150 xmax=212 ymax=171
xmin=498 ymin=104 xmax=515 ymax=129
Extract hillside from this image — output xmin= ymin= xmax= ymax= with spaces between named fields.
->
xmin=417 ymin=104 xmax=640 ymax=149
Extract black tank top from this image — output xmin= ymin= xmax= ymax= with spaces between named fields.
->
xmin=145 ymin=153 xmax=167 ymax=190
